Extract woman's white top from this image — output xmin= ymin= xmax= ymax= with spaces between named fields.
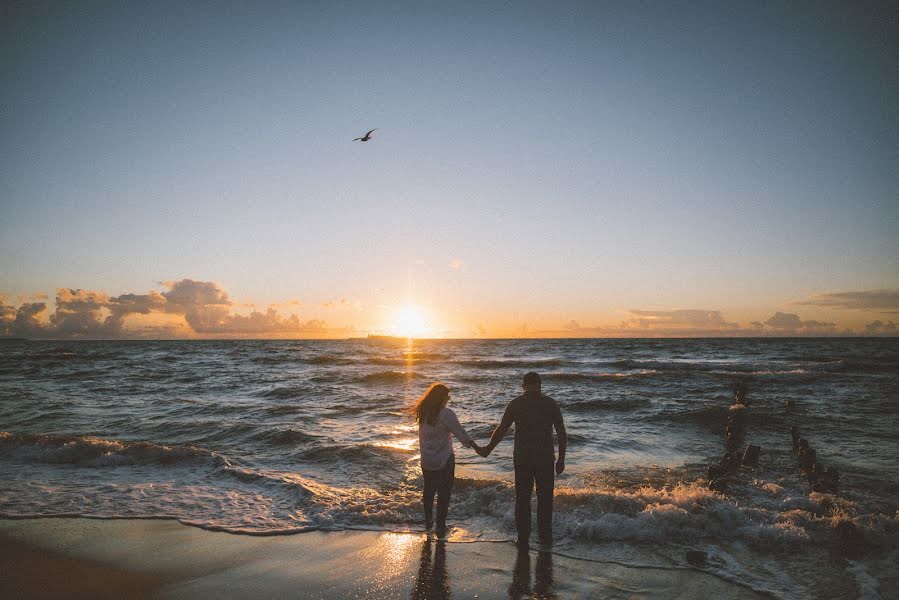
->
xmin=418 ymin=406 xmax=473 ymax=471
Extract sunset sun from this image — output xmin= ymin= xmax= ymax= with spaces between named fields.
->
xmin=389 ymin=304 xmax=433 ymax=339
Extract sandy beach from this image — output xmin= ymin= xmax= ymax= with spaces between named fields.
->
xmin=0 ymin=518 xmax=770 ymax=599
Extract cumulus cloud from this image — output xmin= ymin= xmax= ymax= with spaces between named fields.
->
xmin=622 ymin=309 xmax=738 ymax=330
xmin=50 ymin=289 xmax=115 ymax=336
xmin=763 ymin=312 xmax=835 ymax=333
xmin=795 ymin=289 xmax=899 ymax=312
xmin=527 ymin=307 xmax=848 ymax=338
xmin=864 ymin=320 xmax=897 ymax=335
xmin=14 ymin=303 xmax=48 ymax=337
xmin=1 ymin=279 xmax=332 ymax=339
xmin=0 ymin=305 xmax=16 ymax=336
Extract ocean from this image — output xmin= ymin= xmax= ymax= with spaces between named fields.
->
xmin=1 ymin=338 xmax=896 ymax=598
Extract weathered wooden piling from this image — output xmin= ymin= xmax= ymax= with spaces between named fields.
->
xmin=789 ymin=426 xmax=839 ymax=493
xmin=707 ymin=381 xmax=760 ymax=490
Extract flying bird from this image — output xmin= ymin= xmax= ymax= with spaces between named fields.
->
xmin=353 ymin=128 xmax=377 ymax=142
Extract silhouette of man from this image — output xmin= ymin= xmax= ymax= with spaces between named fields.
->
xmin=478 ymin=372 xmax=567 ymax=545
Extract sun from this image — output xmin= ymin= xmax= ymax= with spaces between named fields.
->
xmin=389 ymin=304 xmax=433 ymax=339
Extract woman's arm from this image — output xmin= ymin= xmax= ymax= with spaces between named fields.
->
xmin=440 ymin=408 xmax=473 ymax=448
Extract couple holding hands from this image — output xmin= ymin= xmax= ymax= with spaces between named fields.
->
xmin=411 ymin=372 xmax=567 ymax=544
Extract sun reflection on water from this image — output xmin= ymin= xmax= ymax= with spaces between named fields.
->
xmin=375 ymin=437 xmax=419 ymax=452
xmin=363 ymin=532 xmax=419 ymax=583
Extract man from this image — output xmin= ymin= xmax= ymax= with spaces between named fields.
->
xmin=478 ymin=372 xmax=567 ymax=545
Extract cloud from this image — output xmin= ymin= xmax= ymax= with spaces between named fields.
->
xmin=528 ymin=307 xmax=846 ymax=338
xmin=864 ymin=320 xmax=897 ymax=335
xmin=795 ymin=289 xmax=899 ymax=312
xmin=14 ymin=303 xmax=48 ymax=337
xmin=299 ymin=318 xmax=327 ymax=332
xmin=1 ymin=279 xmax=334 ymax=339
xmin=448 ymin=258 xmax=465 ymax=271
xmin=159 ymin=279 xmax=232 ymax=333
xmin=622 ymin=309 xmax=738 ymax=330
xmin=0 ymin=305 xmax=15 ymax=336
xmin=49 ymin=289 xmax=115 ymax=336
xmin=321 ymin=298 xmax=363 ymax=311
xmin=763 ymin=312 xmax=835 ymax=333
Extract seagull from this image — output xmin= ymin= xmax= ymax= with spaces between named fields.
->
xmin=353 ymin=128 xmax=377 ymax=142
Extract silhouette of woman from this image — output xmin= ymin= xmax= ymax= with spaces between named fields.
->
xmin=410 ymin=383 xmax=481 ymax=537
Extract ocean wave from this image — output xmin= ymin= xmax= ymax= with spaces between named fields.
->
xmin=23 ymin=348 xmax=116 ymax=362
xmin=2 ymin=455 xmax=895 ymax=558
xmin=715 ymin=368 xmax=808 ymax=376
xmin=264 ymin=404 xmax=305 ymax=415
xmin=545 ymin=370 xmax=658 ymax=383
xmin=609 ymin=359 xmax=809 ymax=376
xmin=610 ymin=356 xmax=899 ymax=378
xmin=366 ymin=357 xmax=431 ymax=366
xmin=402 ymin=352 xmax=447 ymax=360
xmin=648 ymin=405 xmax=730 ymax=427
xmin=356 ymin=370 xmax=425 ymax=384
xmin=0 ymin=431 xmax=215 ymax=467
xmin=258 ymin=385 xmax=307 ymax=400
xmin=564 ymin=433 xmax=592 ymax=444
xmin=250 ymin=428 xmax=321 ymax=447
xmin=250 ymin=355 xmax=300 ymax=365
xmin=831 ymin=358 xmax=899 ymax=375
xmin=304 ymin=355 xmax=358 ymax=365
xmin=298 ymin=443 xmax=415 ymax=463
xmin=450 ymin=358 xmax=568 ymax=369
xmin=565 ymin=397 xmax=646 ymax=412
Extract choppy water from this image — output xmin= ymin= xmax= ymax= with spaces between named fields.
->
xmin=1 ymin=338 xmax=897 ymax=598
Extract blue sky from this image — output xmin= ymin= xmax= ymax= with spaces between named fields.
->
xmin=1 ymin=1 xmax=896 ymax=337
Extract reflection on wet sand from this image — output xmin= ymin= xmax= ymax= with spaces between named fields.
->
xmin=509 ymin=545 xmax=556 ymax=599
xmin=411 ymin=538 xmax=450 ymax=600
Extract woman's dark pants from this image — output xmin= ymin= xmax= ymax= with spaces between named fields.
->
xmin=514 ymin=461 xmax=554 ymax=543
xmin=422 ymin=455 xmax=455 ymax=532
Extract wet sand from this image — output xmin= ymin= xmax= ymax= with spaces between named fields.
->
xmin=0 ymin=518 xmax=768 ymax=599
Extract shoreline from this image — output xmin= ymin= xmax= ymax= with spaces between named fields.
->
xmin=0 ymin=517 xmax=770 ymax=599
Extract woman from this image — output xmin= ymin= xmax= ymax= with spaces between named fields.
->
xmin=411 ymin=383 xmax=480 ymax=537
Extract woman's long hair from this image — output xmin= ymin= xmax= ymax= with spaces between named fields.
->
xmin=410 ymin=383 xmax=449 ymax=426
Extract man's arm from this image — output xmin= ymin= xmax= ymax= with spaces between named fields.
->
xmin=479 ymin=408 xmax=514 ymax=457
xmin=554 ymin=405 xmax=567 ymax=474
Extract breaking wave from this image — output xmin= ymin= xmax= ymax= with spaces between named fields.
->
xmin=356 ymin=370 xmax=425 ymax=384
xmin=0 ymin=431 xmax=216 ymax=467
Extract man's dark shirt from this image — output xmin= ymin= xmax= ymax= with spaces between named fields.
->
xmin=500 ymin=390 xmax=564 ymax=465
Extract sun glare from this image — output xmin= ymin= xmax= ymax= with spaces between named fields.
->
xmin=389 ymin=304 xmax=433 ymax=339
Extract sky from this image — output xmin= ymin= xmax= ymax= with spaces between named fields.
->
xmin=1 ymin=1 xmax=897 ymax=338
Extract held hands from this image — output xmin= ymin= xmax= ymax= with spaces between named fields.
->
xmin=471 ymin=441 xmax=490 ymax=458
